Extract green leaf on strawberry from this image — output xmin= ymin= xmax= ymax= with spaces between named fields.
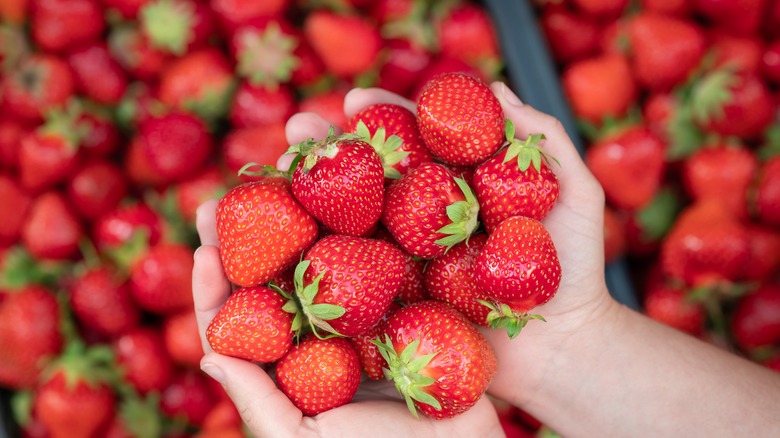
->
xmin=354 ymin=120 xmax=409 ymax=179
xmin=477 ymin=300 xmax=546 ymax=339
xmin=434 ymin=177 xmax=480 ymax=249
xmin=690 ymin=67 xmax=738 ymax=124
xmin=503 ymin=120 xmax=559 ymax=172
xmin=140 ymin=0 xmax=195 ymax=55
xmin=292 ymin=259 xmax=346 ymax=338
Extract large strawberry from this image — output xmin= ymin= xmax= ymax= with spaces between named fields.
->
xmin=69 ymin=265 xmax=140 ymax=338
xmin=288 ymin=129 xmax=385 ymax=237
xmin=66 ymin=42 xmax=129 ymax=105
xmin=416 ymin=72 xmax=504 ymax=166
xmin=643 ymin=282 xmax=705 ymax=336
xmin=374 ymin=300 xmax=496 ymax=419
xmin=730 ymin=284 xmax=780 ymax=351
xmin=216 ymin=177 xmax=318 ymax=287
xmin=382 ymin=162 xmax=480 ymax=258
xmin=474 ymin=216 xmax=562 ymax=338
xmin=162 ymin=309 xmax=202 ymax=368
xmin=159 ymin=368 xmax=215 ymax=426
xmin=562 ymin=53 xmax=637 ymax=124
xmin=295 ymin=234 xmax=405 ymax=337
xmin=129 ymin=243 xmax=195 ymax=314
xmin=139 ymin=112 xmax=213 ymax=184
xmin=303 ymin=10 xmax=381 ymax=79
xmin=30 ymin=0 xmax=105 ymax=53
xmin=0 ymin=53 xmax=74 ymax=122
xmin=114 ymin=326 xmax=174 ymax=395
xmin=206 ymin=285 xmax=294 ymax=363
xmin=473 ymin=123 xmax=560 ymax=233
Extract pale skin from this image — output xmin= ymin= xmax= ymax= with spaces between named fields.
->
xmin=193 ymin=83 xmax=780 ymax=438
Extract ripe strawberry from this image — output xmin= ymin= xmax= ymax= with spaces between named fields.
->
xmin=216 ymin=178 xmax=318 ymax=287
xmin=93 ymin=201 xmax=163 ymax=251
xmin=694 ymin=0 xmax=765 ymax=36
xmin=129 ymin=243 xmax=195 ymax=314
xmin=376 ymin=38 xmax=433 ymax=97
xmin=741 ymin=224 xmax=780 ymax=282
xmin=640 ymin=0 xmax=691 ymax=15
xmin=416 ymin=72 xmax=504 ymax=166
xmin=296 ymin=234 xmax=405 ymax=337
xmin=643 ymin=283 xmax=704 ymax=336
xmin=303 ymin=10 xmax=381 ymax=78
xmin=69 ymin=265 xmax=140 ymax=338
xmin=540 ymin=4 xmax=601 ymax=64
xmin=108 ymin=23 xmax=170 ymax=81
xmin=30 ymin=0 xmax=105 ymax=53
xmin=1 ymin=53 xmax=74 ymax=122
xmin=410 ymin=55 xmax=486 ymax=101
xmin=19 ymin=128 xmax=80 ymax=193
xmin=114 ymin=326 xmax=175 ymax=394
xmin=346 ymin=103 xmax=434 ymax=180
xmin=210 ymin=0 xmax=289 ymax=31
xmin=762 ymin=39 xmax=780 ymax=84
xmin=124 ymin=134 xmax=169 ymax=189
xmin=22 ymin=191 xmax=83 ymax=261
xmin=0 ymin=120 xmax=28 ymax=170
xmin=229 ymin=81 xmax=297 ymax=129
xmin=571 ymin=0 xmax=629 ymax=18
xmin=473 ymin=126 xmax=560 ymax=233
xmin=382 ymin=162 xmax=480 ymax=258
xmin=139 ymin=112 xmax=213 ymax=184
xmin=139 ymin=0 xmax=217 ymax=56
xmin=0 ymin=286 xmax=63 ymax=389
xmin=752 ymin=155 xmax=780 ymax=228
xmin=173 ymin=166 xmax=227 ymax=222
xmin=349 ymin=302 xmax=400 ymax=380
xmin=79 ymin=110 xmax=122 ymax=159
xmin=100 ymin=0 xmax=149 ymax=19
xmin=66 ymin=159 xmax=128 ymax=222
xmin=222 ymin=123 xmax=289 ymax=178
xmin=289 ymin=131 xmax=385 ymax=236
xmin=297 ymin=88 xmax=348 ymax=131
xmin=0 ymin=0 xmax=29 ymax=22
xmin=627 ymin=12 xmax=706 ymax=91
xmin=372 ymin=226 xmax=429 ymax=304
xmin=163 ymin=309 xmax=203 ymax=368
xmin=206 ymin=285 xmax=294 ymax=363
xmin=375 ymin=300 xmax=496 ymax=419
xmin=585 ymin=126 xmax=666 ymax=211
xmin=231 ymin=17 xmax=302 ymax=88
xmin=435 ymin=3 xmax=500 ymax=77
xmin=731 ymin=284 xmax=780 ymax=350
xmin=0 ymin=173 xmax=32 ymax=246
xmin=275 ymin=335 xmax=361 ymax=416
xmin=66 ymin=42 xmax=129 ymax=105
xmin=160 ymin=368 xmax=215 ymax=426
xmin=475 ymin=216 xmax=562 ymax=338
xmin=603 ymin=206 xmax=626 ymax=264
xmin=709 ymin=32 xmax=762 ymax=74
xmin=562 ymin=54 xmax=637 ymax=124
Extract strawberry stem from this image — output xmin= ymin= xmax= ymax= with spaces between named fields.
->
xmin=434 ymin=177 xmax=480 ymax=250
xmin=354 ymin=120 xmax=409 ymax=179
xmin=477 ymin=299 xmax=546 ymax=339
xmin=292 ymin=259 xmax=346 ymax=338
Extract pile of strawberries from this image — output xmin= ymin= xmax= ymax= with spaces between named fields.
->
xmin=0 ymin=0 xmax=510 ymax=437
xmin=540 ymin=0 xmax=780 ymax=371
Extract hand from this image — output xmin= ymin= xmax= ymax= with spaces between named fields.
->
xmin=191 ymin=87 xmax=506 ymax=437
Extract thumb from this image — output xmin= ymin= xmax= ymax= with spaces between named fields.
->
xmin=200 ymin=352 xmax=305 ymax=437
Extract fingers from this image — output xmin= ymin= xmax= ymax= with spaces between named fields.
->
xmin=343 ymin=88 xmax=416 ymax=116
xmin=200 ymin=353 xmax=306 ymax=437
xmin=192 ymin=245 xmax=231 ymax=354
xmin=196 ymin=199 xmax=219 ymax=247
xmin=285 ymin=112 xmax=340 ymax=145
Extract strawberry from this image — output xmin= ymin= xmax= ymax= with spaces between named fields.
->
xmin=562 ymin=54 xmax=637 ymax=124
xmin=114 ymin=326 xmax=175 ymax=395
xmin=216 ymin=178 xmax=318 ymax=287
xmin=139 ymin=112 xmax=213 ymax=185
xmin=0 ymin=286 xmax=63 ymax=389
xmin=475 ymin=216 xmax=562 ymax=338
xmin=643 ymin=282 xmax=704 ymax=336
xmin=160 ymin=368 xmax=215 ymax=426
xmin=1 ymin=53 xmax=74 ymax=122
xmin=100 ymin=0 xmax=149 ymax=19
xmin=30 ymin=0 xmax=104 ymax=53
xmin=275 ymin=335 xmax=361 ymax=416
xmin=124 ymin=134 xmax=169 ymax=189
xmin=349 ymin=302 xmax=401 ymax=380
xmin=376 ymin=38 xmax=433 ymax=97
xmin=0 ymin=0 xmax=29 ymax=22
xmin=0 ymin=173 xmax=32 ymax=246
xmin=435 ymin=3 xmax=500 ymax=77
xmin=741 ymin=224 xmax=780 ymax=282
xmin=206 ymin=285 xmax=294 ymax=363
xmin=752 ymin=155 xmax=780 ymax=228
xmin=230 ymin=17 xmax=302 ymax=88
xmin=424 ymin=233 xmax=492 ymax=326
xmin=93 ymin=201 xmax=163 ymax=251
xmin=66 ymin=42 xmax=129 ymax=106
xmin=303 ymin=10 xmax=381 ymax=78
xmin=129 ymin=243 xmax=195 ymax=314
xmin=0 ymin=120 xmax=28 ymax=170
xmin=297 ymin=88 xmax=349 ymax=131
xmin=540 ymin=4 xmax=601 ymax=64
xmin=382 ymin=162 xmax=480 ymax=258
xmin=694 ymin=0 xmax=766 ymax=36
xmin=229 ymin=81 xmax=297 ymax=129
xmin=210 ymin=0 xmax=290 ymax=32
xmin=22 ymin=191 xmax=83 ymax=261
xmin=640 ymin=0 xmax=691 ymax=15
xmin=78 ymin=110 xmax=122 ymax=159
xmin=730 ymin=284 xmax=780 ymax=350
xmin=603 ymin=206 xmax=626 ymax=264
xmin=762 ymin=39 xmax=780 ymax=84
xmin=222 ymin=123 xmax=289 ymax=178
xmin=66 ymin=159 xmax=128 ymax=222
xmin=473 ymin=126 xmax=560 ymax=233
xmin=346 ymin=103 xmax=434 ymax=180
xmin=374 ymin=300 xmax=496 ymax=419
xmin=410 ymin=55 xmax=485 ymax=101
xmin=69 ymin=265 xmax=140 ymax=338
xmin=19 ymin=127 xmax=81 ymax=193
xmin=622 ymin=188 xmax=681 ymax=257
xmin=372 ymin=226 xmax=429 ymax=305
xmin=289 ymin=130 xmax=385 ymax=236
xmin=416 ymin=72 xmax=504 ymax=166
xmin=163 ymin=309 xmax=203 ymax=368
xmin=709 ymin=32 xmax=762 ymax=74
xmin=296 ymin=234 xmax=405 ymax=337
xmin=173 ymin=166 xmax=227 ymax=222
xmin=585 ymin=126 xmax=666 ymax=211
xmin=108 ymin=23 xmax=170 ymax=81
xmin=139 ymin=0 xmax=217 ymax=56
xmin=627 ymin=12 xmax=706 ymax=91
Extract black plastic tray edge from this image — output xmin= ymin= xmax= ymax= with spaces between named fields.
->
xmin=483 ymin=0 xmax=640 ymax=311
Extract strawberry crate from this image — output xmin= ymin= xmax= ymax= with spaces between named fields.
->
xmin=482 ymin=0 xmax=640 ymax=310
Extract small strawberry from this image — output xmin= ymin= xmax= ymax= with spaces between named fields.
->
xmin=139 ymin=0 xmax=217 ymax=56
xmin=382 ymin=162 xmax=480 ymax=258
xmin=93 ymin=201 xmax=163 ymax=251
xmin=741 ymin=224 xmax=780 ymax=282
xmin=303 ymin=10 xmax=382 ymax=79
xmin=297 ymin=88 xmax=349 ymax=131
xmin=210 ymin=0 xmax=290 ymax=32
xmin=0 ymin=173 xmax=32 ymax=246
xmin=100 ymin=0 xmax=150 ymax=19
xmin=22 ymin=191 xmax=83 ymax=261
xmin=473 ymin=125 xmax=560 ymax=233
xmin=66 ymin=159 xmax=129 ymax=222
xmin=30 ymin=0 xmax=105 ymax=53
xmin=643 ymin=282 xmax=705 ymax=336
xmin=1 ymin=53 xmax=74 ymax=122
xmin=295 ymin=234 xmax=405 ymax=337
xmin=374 ymin=300 xmax=496 ymax=419
xmin=66 ymin=42 xmax=129 ymax=106
xmin=69 ymin=265 xmax=140 ymax=338
xmin=571 ymin=0 xmax=629 ymax=18
xmin=129 ymin=243 xmax=195 ymax=314
xmin=540 ymin=4 xmax=601 ymax=64
xmin=108 ymin=23 xmax=170 ymax=81
xmin=114 ymin=326 xmax=175 ymax=395
xmin=173 ymin=166 xmax=227 ymax=222
xmin=78 ymin=110 xmax=122 ymax=159
xmin=730 ymin=284 xmax=780 ymax=350
xmin=206 ymin=285 xmax=294 ymax=363
xmin=475 ymin=216 xmax=562 ymax=338
xmin=376 ymin=38 xmax=433 ymax=97
xmin=18 ymin=119 xmax=82 ymax=193
xmin=160 ymin=368 xmax=216 ymax=426
xmin=416 ymin=72 xmax=504 ymax=166
xmin=709 ymin=32 xmax=762 ymax=74
xmin=230 ymin=17 xmax=301 ymax=88
xmin=216 ymin=178 xmax=318 ymax=287
xmin=349 ymin=301 xmax=401 ymax=380
xmin=275 ymin=335 xmax=361 ymax=416
xmin=288 ymin=129 xmax=385 ymax=236
xmin=410 ymin=55 xmax=485 ymax=101
xmin=435 ymin=3 xmax=501 ymax=78
xmin=0 ymin=120 xmax=28 ymax=170
xmin=562 ymin=54 xmax=637 ymax=124
xmin=163 ymin=309 xmax=203 ymax=368
xmin=139 ymin=112 xmax=213 ymax=184
xmin=752 ymin=155 xmax=780 ymax=228
xmin=222 ymin=123 xmax=289 ymax=178
xmin=229 ymin=81 xmax=297 ymax=129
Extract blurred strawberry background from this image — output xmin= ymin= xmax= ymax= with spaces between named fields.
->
xmin=0 ymin=0 xmax=779 ymax=437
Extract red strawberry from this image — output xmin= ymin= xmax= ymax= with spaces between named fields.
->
xmin=303 ymin=10 xmax=381 ymax=78
xmin=741 ymin=224 xmax=780 ymax=282
xmin=206 ymin=285 xmax=294 ymax=363
xmin=297 ymin=88 xmax=348 ymax=131
xmin=216 ymin=178 xmax=318 ymax=287
xmin=124 ymin=134 xmax=169 ymax=189
xmin=473 ymin=127 xmax=560 ymax=233
xmin=289 ymin=131 xmax=385 ymax=236
xmin=163 ymin=309 xmax=204 ymax=368
xmin=139 ymin=112 xmax=213 ymax=184
xmin=627 ymin=12 xmax=706 ymax=91
xmin=372 ymin=226 xmax=429 ymax=305
xmin=173 ymin=166 xmax=227 ymax=222
xmin=229 ymin=81 xmax=297 ymax=129
xmin=410 ymin=55 xmax=485 ymax=101
xmin=375 ymin=300 xmax=496 ymax=419
xmin=93 ymin=201 xmax=163 ymax=251
xmin=475 ymin=216 xmax=562 ymax=338
xmin=114 ymin=326 xmax=175 ymax=394
xmin=66 ymin=42 xmax=129 ymax=105
xmin=762 ymin=39 xmax=780 ymax=84
xmin=129 ymin=243 xmax=195 ymax=314
xmin=0 ymin=286 xmax=63 ymax=389
xmin=349 ymin=301 xmax=400 ymax=380
xmin=19 ymin=129 xmax=80 ymax=193
xmin=100 ymin=0 xmax=149 ymax=19
xmin=222 ymin=123 xmax=289 ymax=178
xmin=694 ymin=0 xmax=766 ymax=36
xmin=296 ymin=234 xmax=405 ymax=337
xmin=30 ymin=0 xmax=104 ymax=52
xmin=540 ymin=4 xmax=601 ymax=64
xmin=0 ymin=120 xmax=29 ymax=170
xmin=643 ymin=282 xmax=705 ymax=336
xmin=709 ymin=32 xmax=762 ymax=74
xmin=346 ymin=103 xmax=434 ymax=181
xmin=210 ymin=0 xmax=289 ymax=31
xmin=108 ymin=23 xmax=170 ymax=81
xmin=0 ymin=0 xmax=29 ymax=22
xmin=160 ymin=368 xmax=215 ymax=426
xmin=1 ymin=53 xmax=74 ymax=122
xmin=382 ymin=162 xmax=480 ymax=258
xmin=275 ymin=335 xmax=361 ymax=416
xmin=416 ymin=72 xmax=504 ymax=166
xmin=731 ymin=284 xmax=780 ymax=350
xmin=0 ymin=173 xmax=32 ymax=246
xmin=603 ymin=206 xmax=626 ymax=264
xmin=69 ymin=265 xmax=140 ymax=338
xmin=435 ymin=3 xmax=500 ymax=77
xmin=78 ymin=110 xmax=121 ymax=159
xmin=562 ymin=54 xmax=637 ymax=124
xmin=66 ymin=159 xmax=128 ymax=222
xmin=22 ymin=191 xmax=83 ymax=261
xmin=376 ymin=38 xmax=433 ymax=97
xmin=571 ymin=0 xmax=629 ymax=18
xmin=230 ymin=17 xmax=302 ymax=88
xmin=752 ymin=155 xmax=780 ymax=228
xmin=139 ymin=0 xmax=216 ymax=56
xmin=640 ymin=0 xmax=691 ymax=15
xmin=585 ymin=126 xmax=666 ymax=211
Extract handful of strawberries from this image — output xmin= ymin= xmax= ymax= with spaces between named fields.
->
xmin=207 ymin=72 xmax=563 ymax=418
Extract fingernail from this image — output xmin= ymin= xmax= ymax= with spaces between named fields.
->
xmin=500 ymin=83 xmax=523 ymax=107
xmin=193 ymin=246 xmax=202 ymax=262
xmin=201 ymin=362 xmax=225 ymax=385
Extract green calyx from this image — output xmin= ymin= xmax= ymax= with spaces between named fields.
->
xmin=268 ymin=281 xmax=304 ymax=337
xmin=291 ymin=259 xmax=346 ymax=338
xmin=372 ymin=335 xmax=441 ymax=417
xmin=237 ymin=162 xmax=292 ymax=180
xmin=503 ymin=119 xmax=558 ymax=172
xmin=477 ymin=300 xmax=546 ymax=340
xmin=119 ymin=392 xmax=163 ymax=438
xmin=354 ymin=120 xmax=409 ymax=179
xmin=140 ymin=0 xmax=194 ymax=55
xmin=41 ymin=99 xmax=88 ymax=149
xmin=434 ymin=177 xmax=480 ymax=250
xmin=182 ymin=77 xmax=238 ymax=126
xmin=690 ymin=67 xmax=737 ymax=124
xmin=285 ymin=126 xmax=360 ymax=174
xmin=0 ymin=246 xmax=70 ymax=290
xmin=634 ymin=188 xmax=680 ymax=241
xmin=237 ymin=22 xmax=300 ymax=88
xmin=44 ymin=341 xmax=119 ymax=390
